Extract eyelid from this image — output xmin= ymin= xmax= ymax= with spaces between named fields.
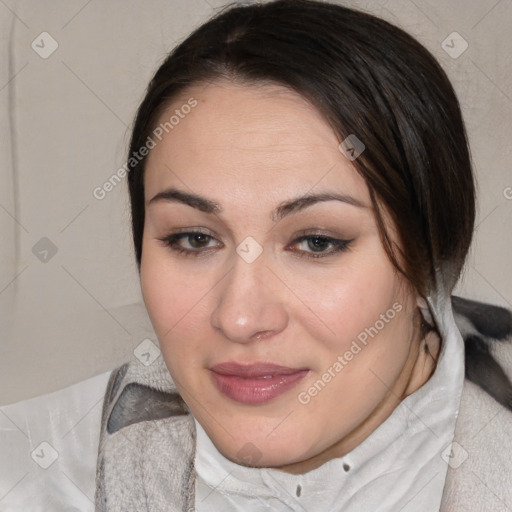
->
xmin=165 ymin=226 xmax=218 ymax=237
xmin=291 ymin=228 xmax=348 ymax=238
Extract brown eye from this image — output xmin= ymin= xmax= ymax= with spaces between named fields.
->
xmin=156 ymin=230 xmax=222 ymax=257
xmin=188 ymin=233 xmax=211 ymax=248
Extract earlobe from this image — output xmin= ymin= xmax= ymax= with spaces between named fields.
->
xmin=424 ymin=328 xmax=442 ymax=363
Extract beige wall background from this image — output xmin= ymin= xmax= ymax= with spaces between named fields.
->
xmin=0 ymin=0 xmax=511 ymax=405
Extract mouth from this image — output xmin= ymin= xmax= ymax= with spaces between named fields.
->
xmin=209 ymin=362 xmax=310 ymax=404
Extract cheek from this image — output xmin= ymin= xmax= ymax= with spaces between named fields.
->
xmin=293 ymin=302 xmax=413 ymax=450
xmin=306 ymin=260 xmax=414 ymax=405
xmin=140 ymin=245 xmax=209 ymax=354
xmin=140 ymin=262 xmax=209 ymax=397
xmin=294 ymin=253 xmax=406 ymax=355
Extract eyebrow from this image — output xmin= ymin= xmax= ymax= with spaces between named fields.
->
xmin=147 ymin=187 xmax=367 ymax=221
xmin=148 ymin=189 xmax=221 ymax=213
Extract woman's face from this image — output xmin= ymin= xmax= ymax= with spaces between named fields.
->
xmin=140 ymin=80 xmax=431 ymax=473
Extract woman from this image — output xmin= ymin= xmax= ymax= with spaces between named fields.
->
xmin=94 ymin=1 xmax=512 ymax=511
xmin=1 ymin=0 xmax=510 ymax=511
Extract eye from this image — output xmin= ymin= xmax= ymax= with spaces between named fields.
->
xmin=157 ymin=230 xmax=222 ymax=256
xmin=289 ymin=234 xmax=352 ymax=259
xmin=157 ymin=230 xmax=352 ymax=259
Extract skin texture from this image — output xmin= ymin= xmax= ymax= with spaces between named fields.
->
xmin=139 ymin=80 xmax=440 ymax=474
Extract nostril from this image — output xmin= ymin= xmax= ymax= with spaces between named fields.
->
xmin=252 ymin=331 xmax=272 ymax=341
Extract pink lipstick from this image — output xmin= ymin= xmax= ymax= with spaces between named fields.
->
xmin=210 ymin=362 xmax=309 ymax=404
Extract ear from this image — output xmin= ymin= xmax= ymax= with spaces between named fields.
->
xmin=416 ymin=295 xmax=434 ymax=327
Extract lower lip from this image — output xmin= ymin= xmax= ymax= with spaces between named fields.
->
xmin=210 ymin=370 xmax=309 ymax=404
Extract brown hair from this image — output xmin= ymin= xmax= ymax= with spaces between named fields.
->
xmin=127 ymin=0 xmax=475 ymax=298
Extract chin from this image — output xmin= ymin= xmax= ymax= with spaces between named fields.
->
xmin=228 ymin=445 xmax=306 ymax=469
xmin=210 ymin=424 xmax=315 ymax=469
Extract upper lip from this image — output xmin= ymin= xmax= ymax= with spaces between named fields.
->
xmin=210 ymin=362 xmax=308 ymax=377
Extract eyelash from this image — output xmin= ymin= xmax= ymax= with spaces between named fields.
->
xmin=156 ymin=230 xmax=353 ymax=259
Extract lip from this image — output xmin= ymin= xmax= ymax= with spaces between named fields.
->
xmin=209 ymin=362 xmax=309 ymax=404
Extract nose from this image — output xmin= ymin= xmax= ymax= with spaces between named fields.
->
xmin=210 ymin=257 xmax=289 ymax=344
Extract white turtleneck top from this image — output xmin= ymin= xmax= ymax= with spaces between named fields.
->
xmin=193 ymin=296 xmax=465 ymax=512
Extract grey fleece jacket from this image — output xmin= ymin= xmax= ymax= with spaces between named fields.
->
xmin=95 ymin=296 xmax=512 ymax=511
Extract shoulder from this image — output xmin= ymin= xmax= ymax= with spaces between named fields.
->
xmin=453 ymin=295 xmax=512 ymax=409
xmin=441 ymin=378 xmax=512 ymax=511
xmin=95 ymin=356 xmax=196 ymax=511
xmin=0 ymin=370 xmax=112 ymax=510
xmin=441 ymin=296 xmax=512 ymax=511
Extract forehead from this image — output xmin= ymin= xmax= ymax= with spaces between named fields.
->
xmin=143 ymin=80 xmax=369 ymax=206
